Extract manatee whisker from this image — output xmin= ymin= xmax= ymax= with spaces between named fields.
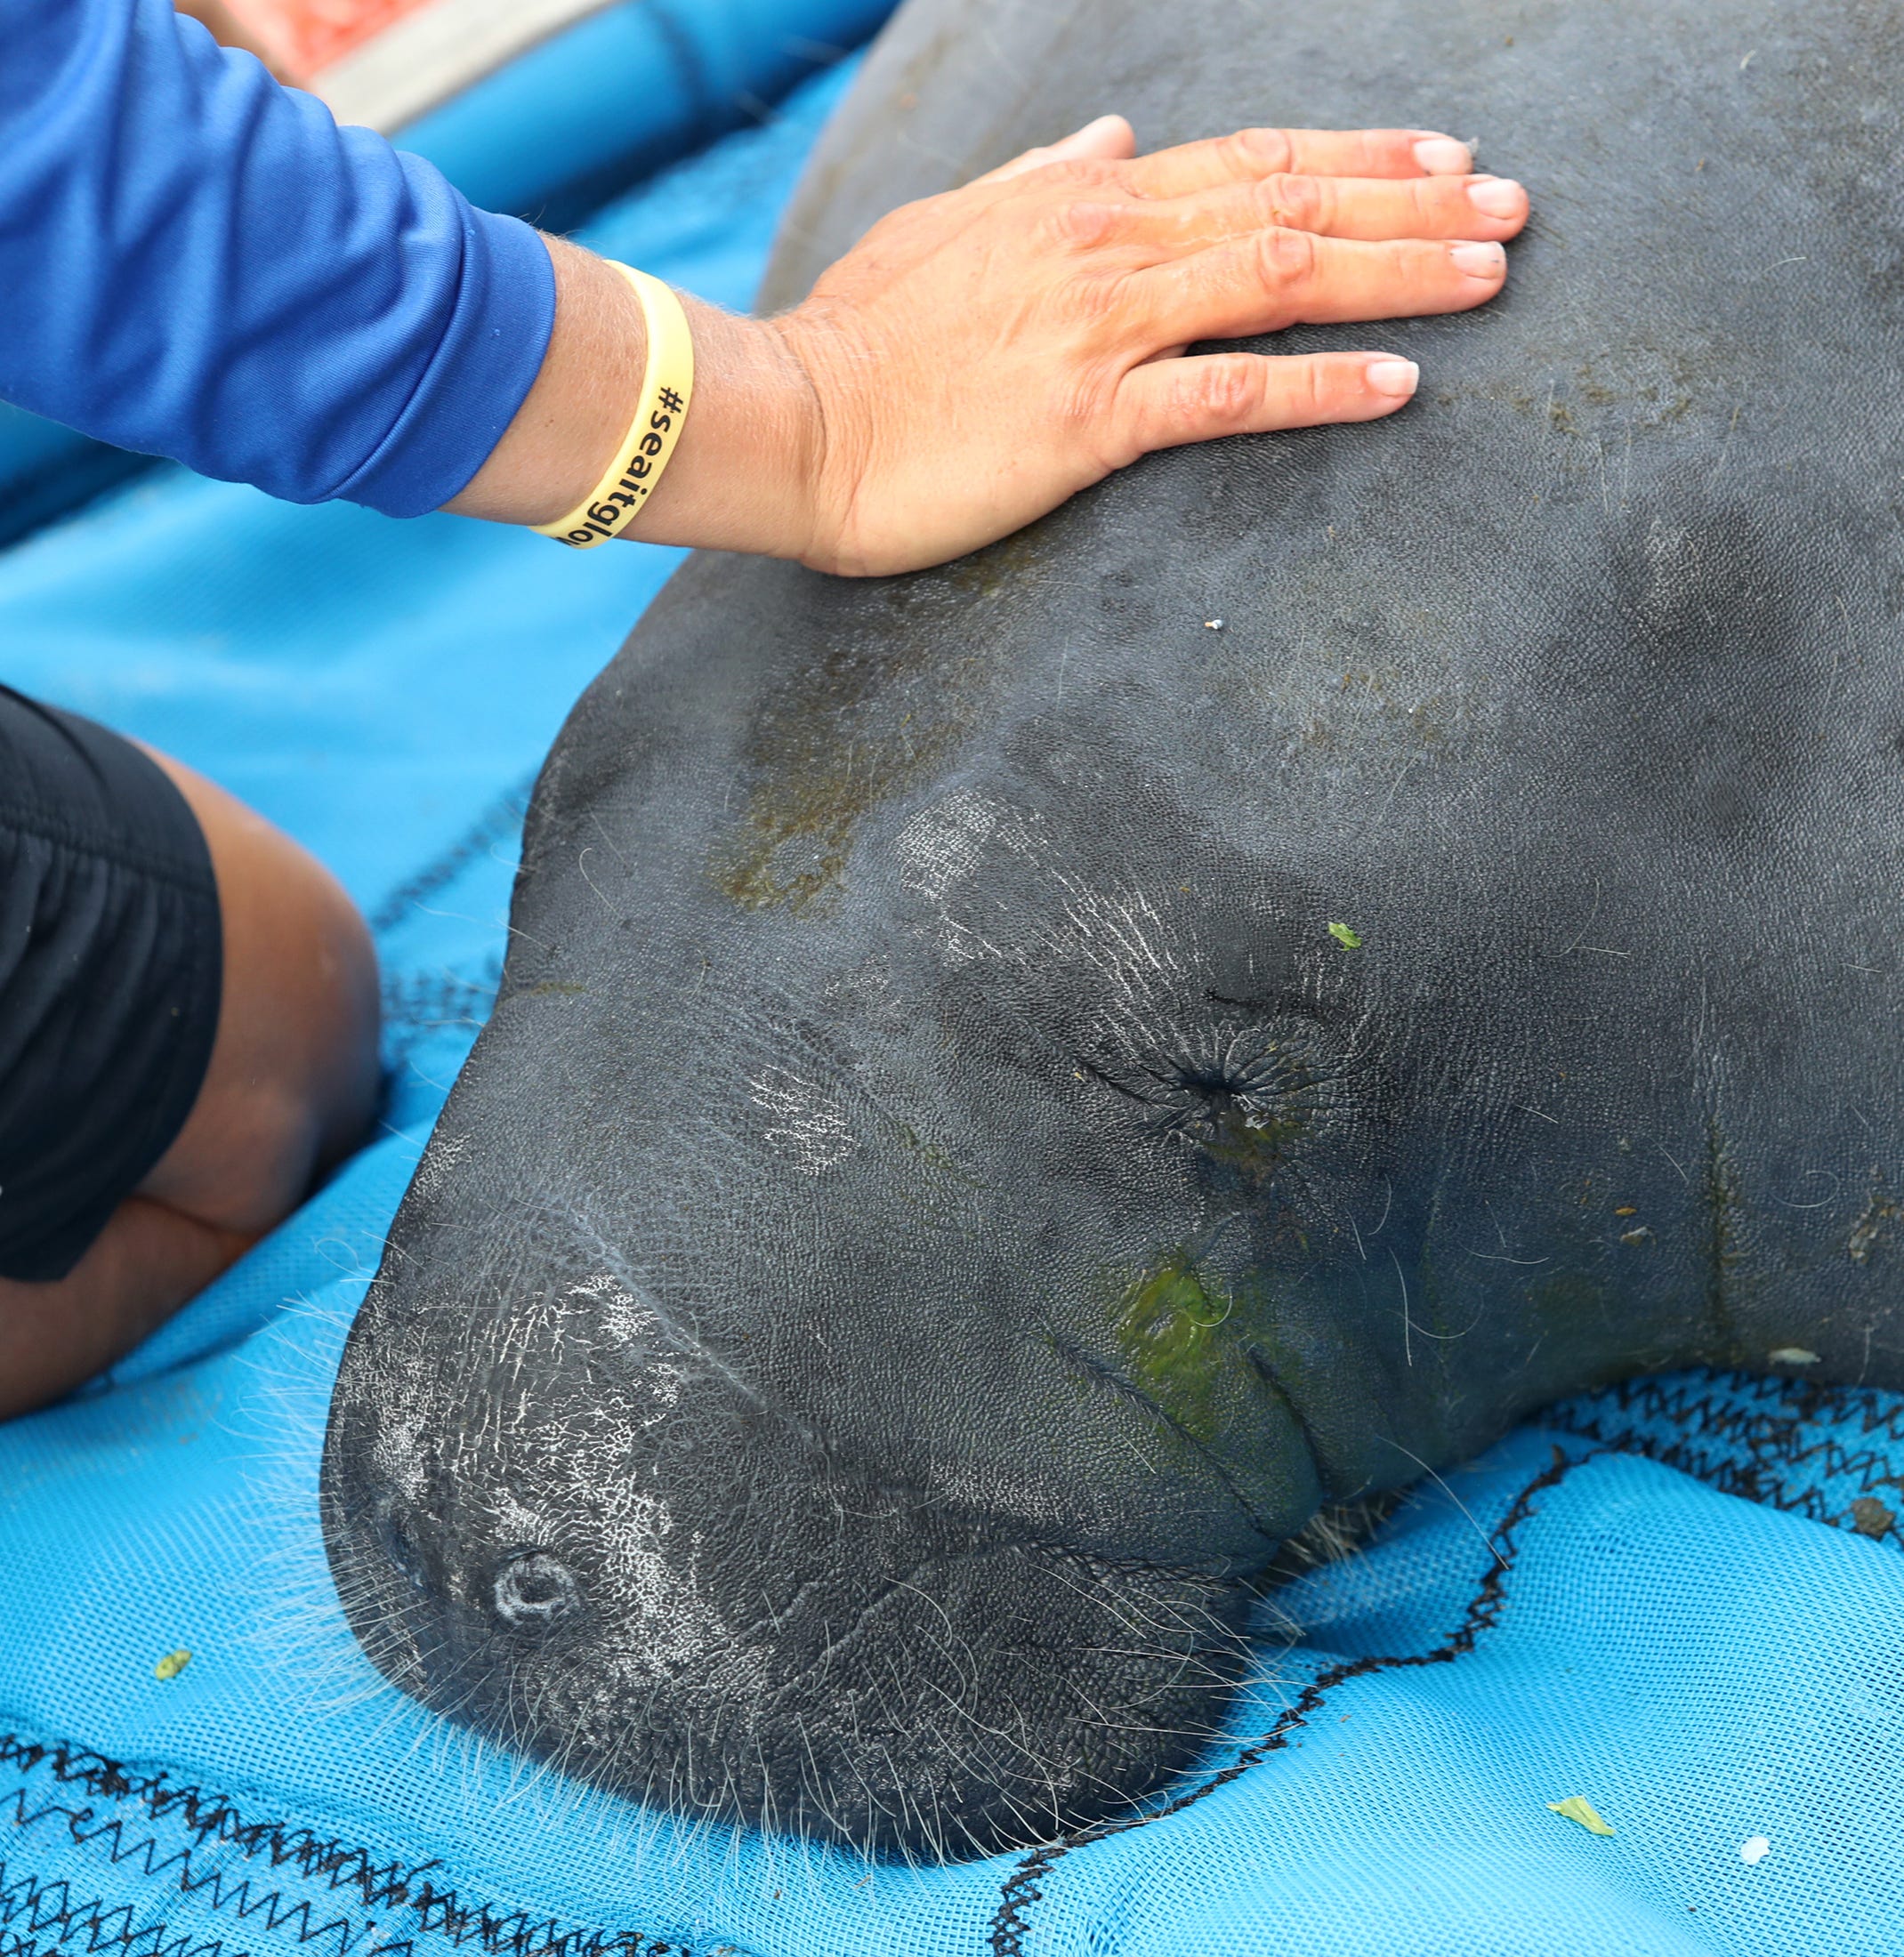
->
xmin=1372 ymin=1435 xmax=1509 ymax=1573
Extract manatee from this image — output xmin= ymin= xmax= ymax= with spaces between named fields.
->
xmin=320 ymin=0 xmax=1904 ymax=1862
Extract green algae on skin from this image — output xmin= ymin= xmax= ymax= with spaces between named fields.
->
xmin=708 ymin=533 xmax=1038 ymax=914
xmin=1100 ymin=1252 xmax=1325 ymax=1479
xmin=1197 ymin=1096 xmax=1311 ymax=1181
xmin=1109 ymin=1251 xmax=1238 ymax=1446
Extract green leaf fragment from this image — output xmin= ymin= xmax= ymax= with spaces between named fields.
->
xmin=1327 ymin=922 xmax=1363 ymax=949
xmin=1547 ymin=1795 xmax=1615 ymax=1836
xmin=154 ymin=1648 xmax=192 ymax=1682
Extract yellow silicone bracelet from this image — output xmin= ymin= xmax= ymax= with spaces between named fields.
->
xmin=534 ymin=262 xmax=695 ymax=550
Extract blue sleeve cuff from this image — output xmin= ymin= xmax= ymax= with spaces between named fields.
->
xmin=328 ymin=201 xmax=557 ymax=518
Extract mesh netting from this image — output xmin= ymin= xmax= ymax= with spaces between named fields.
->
xmin=2 ymin=48 xmax=1900 ymax=1957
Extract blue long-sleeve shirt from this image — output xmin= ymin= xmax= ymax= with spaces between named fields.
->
xmin=0 ymin=0 xmax=556 ymax=516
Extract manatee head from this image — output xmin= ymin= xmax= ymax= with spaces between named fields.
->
xmin=319 ymin=1248 xmax=1268 ymax=1859
xmin=319 ymin=528 xmax=1475 ymax=1857
xmin=318 ymin=839 xmax=1379 ymax=1856
xmin=324 ymin=445 xmax=1904 ymax=1853
xmin=321 ymin=456 xmax=1900 ymax=1860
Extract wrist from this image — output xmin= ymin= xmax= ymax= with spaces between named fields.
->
xmin=448 ymin=237 xmax=843 ymax=568
xmin=623 ymin=302 xmax=830 ymax=567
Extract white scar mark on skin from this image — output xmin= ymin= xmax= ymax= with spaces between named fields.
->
xmin=407 ymin=1130 xmax=470 ymax=1204
xmin=567 ymin=1274 xmax=685 ymax=1429
xmin=749 ymin=1065 xmax=857 ymax=1173
xmin=600 ymin=1491 xmax=763 ymax=1688
xmin=372 ymin=1403 xmax=431 ymax=1505
xmin=896 ymin=788 xmax=1001 ymax=903
xmin=901 ymin=793 xmax=1193 ymax=1039
xmin=932 ymin=1457 xmax=1069 ymax=1527
xmin=1045 ymin=871 xmax=1188 ymax=1012
xmin=561 ymin=1212 xmax=773 ymax=1420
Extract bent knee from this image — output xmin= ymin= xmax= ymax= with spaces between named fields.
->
xmin=138 ymin=752 xmax=382 ymax=1237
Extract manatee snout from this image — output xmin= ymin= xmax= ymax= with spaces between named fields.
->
xmin=319 ymin=1264 xmax=1269 ymax=1858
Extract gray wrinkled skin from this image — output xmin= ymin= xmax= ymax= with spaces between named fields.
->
xmin=322 ymin=0 xmax=1904 ymax=1861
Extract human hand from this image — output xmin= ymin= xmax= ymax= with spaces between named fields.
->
xmin=756 ymin=117 xmax=1525 ymax=574
xmin=453 ymin=118 xmax=1528 ymax=576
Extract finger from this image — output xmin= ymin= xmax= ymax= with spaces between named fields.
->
xmin=1084 ymin=171 xmax=1528 ymax=254
xmin=1134 ymin=230 xmax=1507 ymax=343
xmin=1122 ymin=126 xmax=1472 ymax=199
xmin=1116 ymin=350 xmax=1421 ymax=456
xmin=981 ymin=113 xmax=1136 ymax=184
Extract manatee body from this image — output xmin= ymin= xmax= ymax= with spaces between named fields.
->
xmin=322 ymin=0 xmax=1904 ymax=1860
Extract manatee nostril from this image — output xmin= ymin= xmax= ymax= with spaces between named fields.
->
xmin=373 ymin=1498 xmax=431 ymax=1596
xmin=492 ymin=1550 xmax=580 ymax=1630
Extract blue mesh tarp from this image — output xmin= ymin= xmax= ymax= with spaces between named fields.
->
xmin=3 ymin=36 xmax=1902 ymax=1957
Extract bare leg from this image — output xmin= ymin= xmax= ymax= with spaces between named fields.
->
xmin=0 ymin=753 xmax=380 ymax=1421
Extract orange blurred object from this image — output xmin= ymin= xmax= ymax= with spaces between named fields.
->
xmin=221 ymin=0 xmax=440 ymax=76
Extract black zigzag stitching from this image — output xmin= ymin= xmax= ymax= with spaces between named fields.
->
xmin=0 ymin=1737 xmax=700 ymax=1957
xmin=1546 ymin=1369 xmax=1904 ymax=1538
xmin=367 ymin=781 xmax=535 ymax=938
xmin=989 ymin=1373 xmax=1904 ymax=1950
xmin=380 ymin=957 xmax=504 ymax=1046
xmin=988 ymin=1445 xmax=1599 ymax=1957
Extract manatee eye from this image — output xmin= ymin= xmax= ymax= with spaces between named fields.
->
xmin=493 ymin=1550 xmax=580 ymax=1629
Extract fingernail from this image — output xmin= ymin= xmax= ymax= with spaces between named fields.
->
xmin=1451 ymin=240 xmax=1506 ymax=277
xmin=1367 ymin=358 xmax=1420 ymax=398
xmin=1465 ymin=175 xmax=1524 ymax=218
xmin=1412 ymin=134 xmax=1472 ymax=174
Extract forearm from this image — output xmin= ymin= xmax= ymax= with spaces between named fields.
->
xmin=0 ymin=0 xmax=1523 ymax=576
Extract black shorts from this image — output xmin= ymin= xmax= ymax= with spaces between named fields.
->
xmin=0 ymin=687 xmax=222 ymax=1283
